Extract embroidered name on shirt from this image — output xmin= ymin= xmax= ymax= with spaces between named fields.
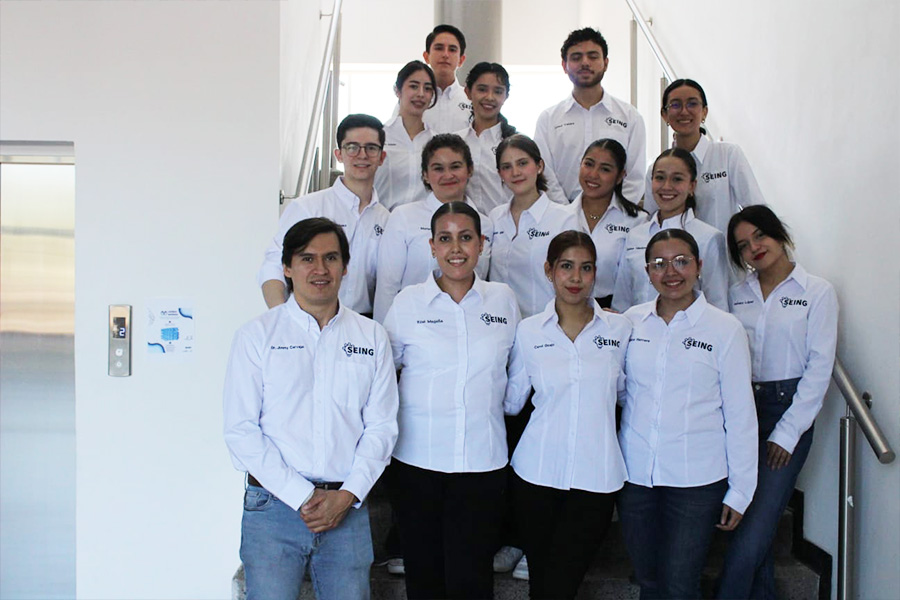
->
xmin=593 ymin=335 xmax=620 ymax=349
xmin=527 ymin=227 xmax=550 ymax=239
xmin=701 ymin=171 xmax=728 ymax=182
xmin=373 ymin=224 xmax=384 ymax=236
xmin=419 ymin=226 xmax=431 ymax=231
xmin=342 ymin=342 xmax=374 ymax=357
xmin=480 ymin=312 xmax=508 ymax=326
xmin=629 ymin=337 xmax=651 ymax=343
xmin=534 ymin=343 xmax=555 ymax=349
xmin=554 ymin=121 xmax=576 ymax=130
xmin=606 ymin=223 xmax=630 ymax=234
xmin=732 ymin=300 xmax=754 ymax=306
xmin=605 ymin=117 xmax=628 ymax=128
xmin=416 ymin=319 xmax=445 ymax=325
xmin=682 ymin=337 xmax=713 ymax=352
xmin=271 ymin=345 xmax=305 ymax=350
xmin=780 ymin=296 xmax=808 ymax=308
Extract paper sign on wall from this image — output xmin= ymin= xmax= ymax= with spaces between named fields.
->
xmin=146 ymin=299 xmax=194 ymax=354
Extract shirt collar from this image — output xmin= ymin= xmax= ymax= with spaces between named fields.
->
xmin=424 ymin=271 xmax=486 ymax=305
xmin=691 ymin=135 xmax=711 ymax=165
xmin=538 ymin=297 xmax=610 ymax=331
xmin=650 ymin=207 xmax=696 ymax=232
xmin=563 ymin=90 xmax=608 ymax=113
xmin=334 ymin=177 xmax=381 ymax=210
xmin=286 ymin=295 xmax=343 ymax=332
xmin=746 ymin=262 xmax=808 ymax=293
xmin=641 ymin=291 xmax=707 ymax=326
xmin=436 ymin=78 xmax=463 ymax=99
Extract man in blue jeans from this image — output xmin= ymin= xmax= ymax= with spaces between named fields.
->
xmin=224 ymin=218 xmax=399 ymax=600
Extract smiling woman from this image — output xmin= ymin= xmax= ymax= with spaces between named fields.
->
xmin=383 ymin=201 xmax=520 ymax=599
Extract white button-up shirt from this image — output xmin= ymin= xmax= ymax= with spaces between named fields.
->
xmin=455 ymin=122 xmax=510 ymax=214
xmin=568 ymin=193 xmax=650 ymax=298
xmin=619 ymin=293 xmax=757 ymax=513
xmin=611 ymin=209 xmax=729 ymax=313
xmin=383 ymin=274 xmax=520 ymax=473
xmin=643 ymin=136 xmax=766 ymax=233
xmin=505 ymin=301 xmax=631 ymax=493
xmin=729 ymin=264 xmax=838 ymax=453
xmin=534 ymin=92 xmax=647 ymax=204
xmin=258 ymin=178 xmax=389 ymax=314
xmin=488 ymin=193 xmax=578 ymax=318
xmin=373 ymin=193 xmax=493 ymax=322
xmin=374 ymin=116 xmax=434 ymax=212
xmin=223 ymin=300 xmax=399 ymax=510
xmin=423 ymin=79 xmax=472 ymax=134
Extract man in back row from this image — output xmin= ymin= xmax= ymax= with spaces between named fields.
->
xmin=535 ymin=27 xmax=647 ymax=205
xmin=421 ymin=24 xmax=472 ymax=133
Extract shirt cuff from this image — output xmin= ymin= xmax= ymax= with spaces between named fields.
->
xmin=340 ymin=471 xmax=372 ymax=508
xmin=723 ymin=487 xmax=752 ymax=516
xmin=767 ymin=426 xmax=800 ymax=455
xmin=281 ymin=477 xmax=316 ymax=512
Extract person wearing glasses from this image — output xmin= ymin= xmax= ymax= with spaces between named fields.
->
xmin=259 ymin=114 xmax=389 ymax=317
xmin=612 ymin=147 xmax=729 ymax=313
xmin=642 ymin=79 xmax=766 ymax=234
xmin=717 ymin=206 xmax=838 ymax=599
xmin=375 ymin=61 xmax=437 ymax=212
xmin=373 ymin=133 xmax=492 ymax=323
xmin=617 ymin=228 xmax=757 ymax=600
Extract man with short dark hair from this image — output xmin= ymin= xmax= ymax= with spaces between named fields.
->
xmin=226 ymin=217 xmax=399 ymax=600
xmin=421 ymin=24 xmax=472 ymax=133
xmin=534 ymin=27 xmax=647 ymax=204
xmin=259 ymin=114 xmax=389 ymax=317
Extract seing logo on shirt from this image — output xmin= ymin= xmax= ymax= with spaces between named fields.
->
xmin=606 ymin=223 xmax=630 ymax=234
xmin=527 ymin=227 xmax=550 ymax=239
xmin=605 ymin=117 xmax=628 ymax=129
xmin=373 ymin=224 xmax=384 ymax=237
xmin=480 ymin=312 xmax=509 ymax=326
xmin=342 ymin=342 xmax=374 ymax=357
xmin=780 ymin=296 xmax=808 ymax=308
xmin=593 ymin=335 xmax=621 ymax=349
xmin=458 ymin=102 xmax=472 ymax=110
xmin=682 ymin=337 xmax=713 ymax=352
xmin=701 ymin=171 xmax=728 ymax=182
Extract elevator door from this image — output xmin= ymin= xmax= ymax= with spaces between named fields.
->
xmin=0 ymin=155 xmax=76 ymax=599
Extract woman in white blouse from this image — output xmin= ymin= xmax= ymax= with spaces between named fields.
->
xmin=569 ymin=138 xmax=648 ymax=308
xmin=612 ymin=147 xmax=729 ymax=313
xmin=717 ymin=206 xmax=838 ymax=599
xmin=373 ymin=134 xmax=492 ymax=322
xmin=455 ymin=62 xmax=517 ymax=214
xmin=505 ymin=230 xmax=631 ymax=599
xmin=383 ymin=201 xmax=520 ymax=599
xmin=374 ymin=60 xmax=436 ymax=211
xmin=618 ymin=228 xmax=757 ymax=600
xmin=489 ymin=134 xmax=577 ymax=318
xmin=642 ymin=79 xmax=766 ymax=234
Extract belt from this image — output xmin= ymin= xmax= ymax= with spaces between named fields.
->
xmin=247 ymin=474 xmax=343 ymax=491
xmin=752 ymin=377 xmax=802 ymax=395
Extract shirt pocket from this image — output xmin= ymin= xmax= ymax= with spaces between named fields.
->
xmin=331 ymin=359 xmax=374 ymax=411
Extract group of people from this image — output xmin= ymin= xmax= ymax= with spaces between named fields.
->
xmin=223 ymin=23 xmax=838 ymax=600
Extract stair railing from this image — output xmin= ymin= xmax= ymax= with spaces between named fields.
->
xmin=280 ymin=0 xmax=343 ymax=206
xmin=622 ymin=3 xmax=896 ymax=600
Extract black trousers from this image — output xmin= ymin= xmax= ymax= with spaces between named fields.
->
xmin=512 ymin=472 xmax=617 ymax=600
xmin=390 ymin=459 xmax=506 ymax=599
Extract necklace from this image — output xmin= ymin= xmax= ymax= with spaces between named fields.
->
xmin=586 ymin=212 xmax=602 ymax=221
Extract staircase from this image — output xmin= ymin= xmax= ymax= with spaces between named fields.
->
xmin=231 ymin=485 xmax=823 ymax=599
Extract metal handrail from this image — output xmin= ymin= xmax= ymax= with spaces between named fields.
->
xmin=282 ymin=0 xmax=343 ymax=203
xmin=623 ymin=0 xmax=676 ymax=83
xmin=832 ymin=361 xmax=895 ymax=463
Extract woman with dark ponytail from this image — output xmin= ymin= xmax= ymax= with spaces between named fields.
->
xmin=569 ymin=138 xmax=648 ymax=309
xmin=456 ymin=62 xmax=517 ymax=214
xmin=612 ymin=148 xmax=729 ymax=312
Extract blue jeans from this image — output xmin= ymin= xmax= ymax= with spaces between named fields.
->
xmin=618 ymin=479 xmax=728 ymax=599
xmin=239 ymin=484 xmax=373 ymax=600
xmin=717 ymin=378 xmax=813 ymax=600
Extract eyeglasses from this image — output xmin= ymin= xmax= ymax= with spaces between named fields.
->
xmin=646 ymin=255 xmax=695 ymax=273
xmin=664 ymin=99 xmax=704 ymax=113
xmin=341 ymin=143 xmax=383 ymax=157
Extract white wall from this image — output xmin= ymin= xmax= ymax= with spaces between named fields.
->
xmin=604 ymin=1 xmax=899 ymax=598
xmin=0 ymin=1 xmax=282 ymax=597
